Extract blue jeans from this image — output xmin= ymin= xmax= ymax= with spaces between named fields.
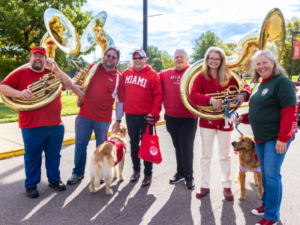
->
xmin=255 ymin=135 xmax=295 ymax=222
xmin=72 ymin=114 xmax=110 ymax=176
xmin=21 ymin=125 xmax=65 ymax=189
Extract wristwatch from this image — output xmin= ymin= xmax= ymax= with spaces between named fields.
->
xmin=116 ymin=120 xmax=121 ymax=123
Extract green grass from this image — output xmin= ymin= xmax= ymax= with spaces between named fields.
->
xmin=0 ymin=91 xmax=79 ymax=124
xmin=0 ymin=90 xmax=116 ymax=124
xmin=0 ymin=75 xmax=298 ymax=124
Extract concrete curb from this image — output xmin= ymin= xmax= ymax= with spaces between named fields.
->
xmin=0 ymin=120 xmax=167 ymax=160
xmin=0 ymin=104 xmax=248 ymax=160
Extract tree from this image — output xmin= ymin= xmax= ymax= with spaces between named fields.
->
xmin=0 ymin=0 xmax=92 ymax=80
xmin=118 ymin=60 xmax=132 ymax=73
xmin=226 ymin=43 xmax=237 ymax=51
xmin=146 ymin=45 xmax=174 ymax=73
xmin=281 ymin=17 xmax=300 ymax=76
xmin=190 ymin=31 xmax=234 ymax=63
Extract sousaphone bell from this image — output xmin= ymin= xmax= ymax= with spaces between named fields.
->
xmin=1 ymin=8 xmax=80 ymax=111
xmin=180 ymin=8 xmax=286 ymax=120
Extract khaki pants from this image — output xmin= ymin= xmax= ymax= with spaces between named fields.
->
xmin=200 ymin=128 xmax=232 ymax=188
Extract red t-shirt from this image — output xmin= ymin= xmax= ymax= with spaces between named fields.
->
xmin=159 ymin=66 xmax=196 ymax=118
xmin=1 ymin=68 xmax=63 ymax=129
xmin=190 ymin=73 xmax=251 ymax=131
xmin=122 ymin=65 xmax=163 ymax=116
xmin=79 ymin=63 xmax=124 ymax=122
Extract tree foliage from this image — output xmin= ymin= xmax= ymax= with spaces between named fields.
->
xmin=146 ymin=45 xmax=174 ymax=73
xmin=190 ymin=31 xmax=234 ymax=63
xmin=0 ymin=0 xmax=92 ymax=80
xmin=281 ymin=17 xmax=300 ymax=76
xmin=118 ymin=60 xmax=132 ymax=73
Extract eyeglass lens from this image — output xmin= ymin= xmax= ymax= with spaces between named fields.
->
xmin=106 ymin=54 xmax=117 ymax=60
xmin=132 ymin=57 xmax=144 ymax=60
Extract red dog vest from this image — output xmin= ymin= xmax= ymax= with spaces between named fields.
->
xmin=106 ymin=139 xmax=126 ymax=166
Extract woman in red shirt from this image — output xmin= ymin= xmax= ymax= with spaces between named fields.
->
xmin=190 ymin=47 xmax=251 ymax=201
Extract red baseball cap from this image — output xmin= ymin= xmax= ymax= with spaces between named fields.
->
xmin=31 ymin=46 xmax=46 ymax=55
xmin=133 ymin=49 xmax=147 ymax=57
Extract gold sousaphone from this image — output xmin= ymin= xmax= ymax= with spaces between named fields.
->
xmin=180 ymin=8 xmax=286 ymax=120
xmin=1 ymin=8 xmax=80 ymax=111
xmin=73 ymin=11 xmax=115 ymax=107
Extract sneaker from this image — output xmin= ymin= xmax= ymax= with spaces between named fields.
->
xmin=185 ymin=175 xmax=195 ymax=189
xmin=252 ymin=203 xmax=265 ymax=216
xmin=169 ymin=173 xmax=184 ymax=184
xmin=67 ymin=174 xmax=84 ymax=185
xmin=255 ymin=218 xmax=277 ymax=225
xmin=26 ymin=188 xmax=39 ymax=198
xmin=49 ymin=181 xmax=66 ymax=191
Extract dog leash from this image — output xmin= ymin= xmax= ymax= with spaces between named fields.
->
xmin=224 ymin=97 xmax=244 ymax=136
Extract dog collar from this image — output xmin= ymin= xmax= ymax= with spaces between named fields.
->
xmin=239 ymin=164 xmax=261 ymax=173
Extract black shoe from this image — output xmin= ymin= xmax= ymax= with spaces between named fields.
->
xmin=67 ymin=174 xmax=84 ymax=185
xmin=170 ymin=173 xmax=185 ymax=184
xmin=49 ymin=181 xmax=66 ymax=191
xmin=100 ymin=179 xmax=104 ymax=184
xmin=185 ymin=175 xmax=195 ymax=190
xmin=26 ymin=188 xmax=39 ymax=198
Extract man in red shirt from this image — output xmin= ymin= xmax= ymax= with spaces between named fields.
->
xmin=122 ymin=49 xmax=163 ymax=187
xmin=0 ymin=46 xmax=72 ymax=198
xmin=68 ymin=46 xmax=124 ymax=185
xmin=159 ymin=49 xmax=198 ymax=189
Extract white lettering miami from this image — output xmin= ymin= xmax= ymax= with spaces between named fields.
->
xmin=125 ymin=75 xmax=147 ymax=88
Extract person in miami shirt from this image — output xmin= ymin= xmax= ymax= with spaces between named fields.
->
xmin=67 ymin=46 xmax=124 ymax=185
xmin=122 ymin=49 xmax=163 ymax=187
xmin=159 ymin=49 xmax=198 ymax=190
xmin=0 ymin=46 xmax=72 ymax=198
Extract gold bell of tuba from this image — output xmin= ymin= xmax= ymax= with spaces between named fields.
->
xmin=74 ymin=10 xmax=115 ymax=107
xmin=180 ymin=8 xmax=286 ymax=120
xmin=0 ymin=8 xmax=81 ymax=111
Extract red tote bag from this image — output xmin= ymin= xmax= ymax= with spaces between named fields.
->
xmin=138 ymin=125 xmax=162 ymax=164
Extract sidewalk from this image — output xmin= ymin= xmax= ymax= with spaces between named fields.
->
xmin=0 ymin=104 xmax=249 ymax=159
xmin=0 ymin=110 xmax=166 ymax=159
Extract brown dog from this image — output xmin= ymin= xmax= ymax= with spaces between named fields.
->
xmin=89 ymin=125 xmax=127 ymax=194
xmin=232 ymin=135 xmax=263 ymax=199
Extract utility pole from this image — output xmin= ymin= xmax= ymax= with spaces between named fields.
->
xmin=143 ymin=0 xmax=148 ymax=55
xmin=143 ymin=0 xmax=161 ymax=56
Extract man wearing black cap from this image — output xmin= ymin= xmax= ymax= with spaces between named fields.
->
xmin=0 ymin=47 xmax=72 ymax=198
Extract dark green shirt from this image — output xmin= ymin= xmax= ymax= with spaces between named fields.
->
xmin=248 ymin=74 xmax=296 ymax=141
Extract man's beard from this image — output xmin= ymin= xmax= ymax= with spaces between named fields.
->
xmin=31 ymin=61 xmax=44 ymax=71
xmin=103 ymin=59 xmax=116 ymax=70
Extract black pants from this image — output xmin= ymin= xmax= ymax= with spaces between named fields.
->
xmin=165 ymin=114 xmax=198 ymax=177
xmin=126 ymin=114 xmax=153 ymax=176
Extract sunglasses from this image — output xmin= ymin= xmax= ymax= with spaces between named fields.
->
xmin=106 ymin=54 xmax=117 ymax=60
xmin=132 ymin=57 xmax=145 ymax=60
xmin=36 ymin=47 xmax=44 ymax=50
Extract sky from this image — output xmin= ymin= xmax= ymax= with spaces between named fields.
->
xmin=80 ymin=0 xmax=300 ymax=63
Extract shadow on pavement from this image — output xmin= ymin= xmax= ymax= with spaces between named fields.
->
xmin=149 ymin=184 xmax=193 ymax=225
xmin=199 ymin=195 xmax=216 ymax=225
xmin=221 ymin=199 xmax=236 ymax=224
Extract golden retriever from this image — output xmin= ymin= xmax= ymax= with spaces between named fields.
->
xmin=89 ymin=125 xmax=127 ymax=194
xmin=232 ymin=135 xmax=263 ymax=199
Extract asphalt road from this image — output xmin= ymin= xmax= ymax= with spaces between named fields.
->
xmin=0 ymin=107 xmax=299 ymax=225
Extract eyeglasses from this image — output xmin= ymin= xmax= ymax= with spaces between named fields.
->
xmin=132 ymin=57 xmax=145 ymax=60
xmin=106 ymin=54 xmax=117 ymax=60
xmin=209 ymin=58 xmax=221 ymax=62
